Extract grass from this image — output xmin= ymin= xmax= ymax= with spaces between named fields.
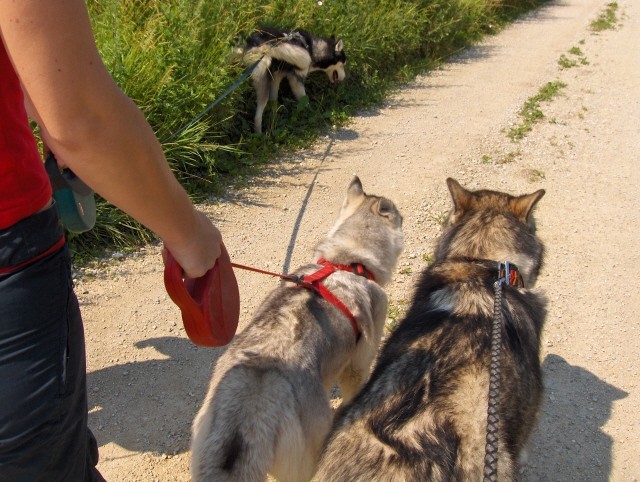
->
xmin=58 ymin=0 xmax=550 ymax=258
xmin=526 ymin=169 xmax=546 ymax=183
xmin=590 ymin=2 xmax=619 ymax=32
xmin=497 ymin=150 xmax=522 ymax=164
xmin=507 ymin=81 xmax=567 ymax=140
xmin=431 ymin=210 xmax=450 ymax=227
xmin=386 ymin=299 xmax=409 ymax=332
xmin=558 ymin=54 xmax=577 ymax=69
xmin=422 ymin=252 xmax=434 ymax=265
xmin=558 ymin=46 xmax=589 ymax=69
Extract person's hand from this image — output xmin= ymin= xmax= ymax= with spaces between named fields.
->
xmin=161 ymin=210 xmax=222 ymax=279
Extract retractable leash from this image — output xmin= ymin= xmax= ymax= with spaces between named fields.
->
xmin=164 ymin=255 xmax=371 ymax=347
xmin=483 ymin=261 xmax=524 ymax=482
xmin=164 ymin=244 xmax=240 ymax=347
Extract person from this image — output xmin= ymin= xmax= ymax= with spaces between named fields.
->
xmin=0 ymin=1 xmax=223 ymax=479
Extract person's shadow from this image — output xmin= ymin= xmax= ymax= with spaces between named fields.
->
xmin=87 ymin=336 xmax=225 ymax=456
xmin=521 ymin=354 xmax=627 ymax=481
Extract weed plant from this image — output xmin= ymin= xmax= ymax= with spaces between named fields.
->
xmin=590 ymin=2 xmax=619 ymax=32
xmin=508 ymin=81 xmax=566 ymax=140
xmin=66 ymin=0 xmax=548 ymax=256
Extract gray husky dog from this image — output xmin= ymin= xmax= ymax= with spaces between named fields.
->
xmin=190 ymin=177 xmax=403 ymax=482
xmin=235 ymin=27 xmax=346 ymax=133
xmin=314 ymin=178 xmax=547 ymax=482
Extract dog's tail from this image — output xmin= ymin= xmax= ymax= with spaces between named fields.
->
xmin=234 ymin=40 xmax=312 ymax=74
xmin=190 ymin=365 xmax=303 ymax=482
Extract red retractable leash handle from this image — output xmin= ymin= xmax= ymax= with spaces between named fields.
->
xmin=163 ymin=243 xmax=240 ymax=347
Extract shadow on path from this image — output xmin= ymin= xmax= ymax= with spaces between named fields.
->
xmin=88 ymin=336 xmax=224 ymax=457
xmin=522 ymin=354 xmax=627 ymax=481
xmin=281 ymin=132 xmax=337 ymax=273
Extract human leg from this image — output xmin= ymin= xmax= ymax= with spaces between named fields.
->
xmin=0 ymin=206 xmax=104 ymax=481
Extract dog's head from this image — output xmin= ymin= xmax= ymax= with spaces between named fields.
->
xmin=315 ymin=176 xmax=403 ymax=286
xmin=437 ymin=178 xmax=545 ymax=286
xmin=324 ymin=38 xmax=346 ymax=84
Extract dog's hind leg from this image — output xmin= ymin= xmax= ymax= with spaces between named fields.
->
xmin=287 ymin=73 xmax=307 ymax=100
xmin=253 ymin=77 xmax=270 ymax=134
xmin=269 ymin=71 xmax=286 ymax=102
xmin=271 ymin=383 xmax=332 ymax=482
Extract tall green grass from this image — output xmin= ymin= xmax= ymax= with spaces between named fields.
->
xmin=70 ymin=0 xmax=547 ymax=256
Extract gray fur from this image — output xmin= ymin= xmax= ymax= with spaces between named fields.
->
xmin=191 ymin=176 xmax=403 ymax=482
xmin=314 ymin=178 xmax=547 ymax=482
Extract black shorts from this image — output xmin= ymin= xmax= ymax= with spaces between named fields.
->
xmin=0 ymin=204 xmax=104 ymax=481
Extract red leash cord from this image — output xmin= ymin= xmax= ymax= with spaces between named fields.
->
xmin=230 ymin=262 xmax=299 ymax=282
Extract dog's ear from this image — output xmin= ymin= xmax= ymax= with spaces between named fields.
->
xmin=510 ymin=189 xmax=545 ymax=223
xmin=335 ymin=39 xmax=344 ymax=53
xmin=446 ymin=178 xmax=473 ymax=214
xmin=346 ymin=176 xmax=364 ymax=202
xmin=338 ymin=176 xmax=365 ymax=217
xmin=377 ymin=198 xmax=403 ymax=226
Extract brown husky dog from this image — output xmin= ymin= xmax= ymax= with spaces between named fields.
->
xmin=314 ymin=178 xmax=547 ymax=481
xmin=190 ymin=177 xmax=403 ymax=482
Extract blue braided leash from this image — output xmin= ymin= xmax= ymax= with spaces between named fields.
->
xmin=162 ymin=59 xmax=260 ymax=143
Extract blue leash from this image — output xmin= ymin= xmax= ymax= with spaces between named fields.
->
xmin=162 ymin=59 xmax=260 ymax=143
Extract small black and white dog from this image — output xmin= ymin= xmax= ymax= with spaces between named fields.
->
xmin=235 ymin=27 xmax=346 ymax=133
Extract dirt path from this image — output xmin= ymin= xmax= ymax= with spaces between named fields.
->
xmin=81 ymin=0 xmax=639 ymax=480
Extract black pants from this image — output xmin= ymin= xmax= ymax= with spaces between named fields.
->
xmin=0 ymin=204 xmax=104 ymax=481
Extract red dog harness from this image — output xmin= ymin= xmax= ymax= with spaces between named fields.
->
xmin=231 ymin=258 xmax=375 ymax=341
xmin=292 ymin=258 xmax=375 ymax=341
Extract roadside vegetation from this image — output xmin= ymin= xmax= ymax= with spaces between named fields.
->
xmin=507 ymin=81 xmax=567 ymax=141
xmin=590 ymin=2 xmax=619 ymax=32
xmin=65 ymin=0 xmax=548 ymax=258
xmin=558 ymin=44 xmax=589 ymax=69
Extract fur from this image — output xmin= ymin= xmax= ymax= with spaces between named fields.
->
xmin=235 ymin=27 xmax=346 ymax=133
xmin=314 ymin=178 xmax=547 ymax=482
xmin=191 ymin=177 xmax=403 ymax=482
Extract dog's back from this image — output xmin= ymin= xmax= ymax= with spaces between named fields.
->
xmin=314 ymin=179 xmax=546 ymax=481
xmin=242 ymin=28 xmax=314 ymax=72
xmin=242 ymin=27 xmax=346 ymax=73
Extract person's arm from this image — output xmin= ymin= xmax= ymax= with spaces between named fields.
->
xmin=0 ymin=0 xmax=221 ymax=278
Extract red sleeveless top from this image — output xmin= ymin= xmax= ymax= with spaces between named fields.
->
xmin=0 ymin=40 xmax=52 ymax=229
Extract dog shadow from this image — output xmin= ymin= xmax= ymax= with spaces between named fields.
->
xmin=521 ymin=354 xmax=628 ymax=481
xmin=87 ymin=336 xmax=224 ymax=456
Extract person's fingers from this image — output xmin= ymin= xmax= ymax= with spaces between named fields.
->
xmin=162 ymin=211 xmax=222 ymax=279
